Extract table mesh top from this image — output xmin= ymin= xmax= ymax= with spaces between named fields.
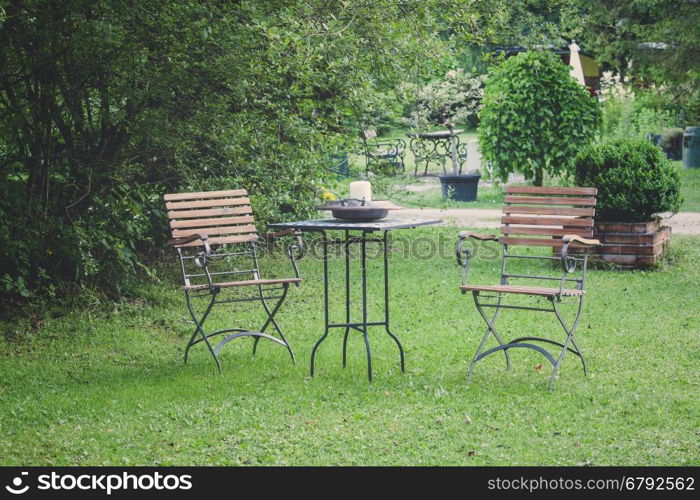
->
xmin=269 ymin=217 xmax=441 ymax=232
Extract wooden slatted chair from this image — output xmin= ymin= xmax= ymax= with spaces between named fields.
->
xmin=165 ymin=189 xmax=304 ymax=371
xmin=455 ymin=186 xmax=601 ymax=390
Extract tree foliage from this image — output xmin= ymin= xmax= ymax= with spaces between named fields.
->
xmin=0 ymin=0 xmax=447 ymax=304
xmin=574 ymin=138 xmax=681 ymax=222
xmin=478 ymin=50 xmax=600 ymax=185
xmin=578 ymin=0 xmax=700 ymax=123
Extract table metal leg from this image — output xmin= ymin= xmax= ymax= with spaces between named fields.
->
xmin=342 ymin=230 xmax=351 ymax=368
xmin=383 ymin=231 xmax=405 ymax=373
xmin=310 ymin=230 xmax=330 ymax=377
xmin=361 ymin=231 xmax=372 ymax=381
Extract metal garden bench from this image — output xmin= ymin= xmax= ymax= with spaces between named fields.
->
xmin=165 ymin=189 xmax=303 ymax=371
xmin=361 ymin=129 xmax=406 ymax=175
xmin=455 ymin=186 xmax=601 ymax=390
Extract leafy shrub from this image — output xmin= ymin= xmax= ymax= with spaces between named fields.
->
xmin=0 ymin=0 xmax=445 ymax=307
xmin=407 ymin=69 xmax=485 ymax=129
xmin=479 ymin=51 xmax=600 ymax=186
xmin=574 ymin=138 xmax=682 ymax=222
xmin=599 ymin=75 xmax=682 ymax=141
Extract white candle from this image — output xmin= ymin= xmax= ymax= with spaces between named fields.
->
xmin=349 ymin=181 xmax=372 ymax=201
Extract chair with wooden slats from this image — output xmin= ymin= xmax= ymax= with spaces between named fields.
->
xmin=165 ymin=189 xmax=304 ymax=371
xmin=455 ymin=186 xmax=602 ymax=391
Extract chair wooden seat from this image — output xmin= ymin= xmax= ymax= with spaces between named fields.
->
xmin=185 ymin=277 xmax=301 ymax=291
xmin=460 ymin=284 xmax=584 ymax=297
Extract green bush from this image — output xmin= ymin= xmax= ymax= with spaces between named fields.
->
xmin=0 ymin=1 xmax=445 ymax=307
xmin=478 ymin=50 xmax=600 ymax=186
xmin=574 ymin=138 xmax=682 ymax=222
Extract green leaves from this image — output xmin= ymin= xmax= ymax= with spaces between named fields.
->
xmin=478 ymin=50 xmax=600 ymax=185
xmin=0 ymin=0 xmax=448 ymax=303
xmin=574 ymin=138 xmax=682 ymax=222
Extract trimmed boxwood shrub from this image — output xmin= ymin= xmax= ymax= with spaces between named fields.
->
xmin=574 ymin=138 xmax=682 ymax=222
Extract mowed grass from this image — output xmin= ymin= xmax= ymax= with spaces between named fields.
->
xmin=679 ymin=162 xmax=700 ymax=212
xmin=0 ymin=226 xmax=698 ymax=466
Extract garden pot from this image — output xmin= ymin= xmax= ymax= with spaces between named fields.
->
xmin=592 ymin=218 xmax=671 ymax=267
xmin=683 ymin=126 xmax=700 ymax=168
xmin=439 ymin=173 xmax=480 ymax=202
xmin=555 ymin=218 xmax=671 ymax=268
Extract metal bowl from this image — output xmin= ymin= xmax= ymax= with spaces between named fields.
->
xmin=316 ymin=199 xmax=402 ymax=222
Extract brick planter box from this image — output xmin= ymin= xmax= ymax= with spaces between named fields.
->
xmin=556 ymin=218 xmax=671 ymax=267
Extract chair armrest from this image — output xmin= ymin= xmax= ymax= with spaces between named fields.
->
xmin=167 ymin=233 xmax=209 ymax=246
xmin=560 ymin=234 xmax=600 ymax=274
xmin=456 ymin=232 xmax=496 ymax=288
xmin=168 ymin=233 xmax=211 ymax=269
xmin=264 ymin=228 xmax=296 ymax=240
xmin=562 ymin=234 xmax=601 ymax=247
xmin=458 ymin=231 xmax=499 ymax=241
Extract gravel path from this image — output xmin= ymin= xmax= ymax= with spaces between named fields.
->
xmin=401 ymin=207 xmax=700 ymax=234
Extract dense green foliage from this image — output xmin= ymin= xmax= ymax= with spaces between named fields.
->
xmin=575 ymin=138 xmax=682 ymax=222
xmin=0 ymin=0 xmax=445 ymax=305
xmin=478 ymin=50 xmax=600 ymax=185
xmin=579 ymin=0 xmax=700 ymax=124
xmin=0 ymin=0 xmax=696 ymax=305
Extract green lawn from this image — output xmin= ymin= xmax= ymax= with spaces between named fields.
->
xmin=1 ymin=226 xmax=698 ymax=465
xmin=679 ymin=162 xmax=700 ymax=212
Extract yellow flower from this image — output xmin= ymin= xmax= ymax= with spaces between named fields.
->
xmin=321 ymin=191 xmax=336 ymax=201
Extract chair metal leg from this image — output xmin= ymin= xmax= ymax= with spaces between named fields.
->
xmin=184 ymin=292 xmax=221 ymax=372
xmin=185 ymin=283 xmax=295 ymax=371
xmin=467 ymin=294 xmax=587 ymax=390
xmin=252 ymin=283 xmax=295 ymax=363
xmin=468 ymin=292 xmax=510 ymax=382
xmin=549 ymin=296 xmax=585 ymax=391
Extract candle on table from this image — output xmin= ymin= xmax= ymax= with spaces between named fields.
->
xmin=349 ymin=181 xmax=372 ymax=201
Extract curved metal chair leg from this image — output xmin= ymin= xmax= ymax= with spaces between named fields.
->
xmin=469 ymin=293 xmax=510 ymax=382
xmin=510 ymin=335 xmax=587 ymax=375
xmin=510 ymin=337 xmax=583 ymax=358
xmin=215 ymin=331 xmax=287 ymax=356
xmin=184 ymin=292 xmax=220 ymax=371
xmin=549 ymin=297 xmax=585 ymax=391
xmin=252 ymin=284 xmax=295 ymax=364
xmin=473 ymin=342 xmax=557 ymax=367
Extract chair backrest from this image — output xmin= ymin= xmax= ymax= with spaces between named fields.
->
xmin=361 ymin=129 xmax=378 ymax=141
xmin=164 ymin=189 xmax=258 ymax=248
xmin=500 ymin=186 xmax=597 ymax=249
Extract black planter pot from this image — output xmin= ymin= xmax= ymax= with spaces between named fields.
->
xmin=439 ymin=173 xmax=480 ymax=202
